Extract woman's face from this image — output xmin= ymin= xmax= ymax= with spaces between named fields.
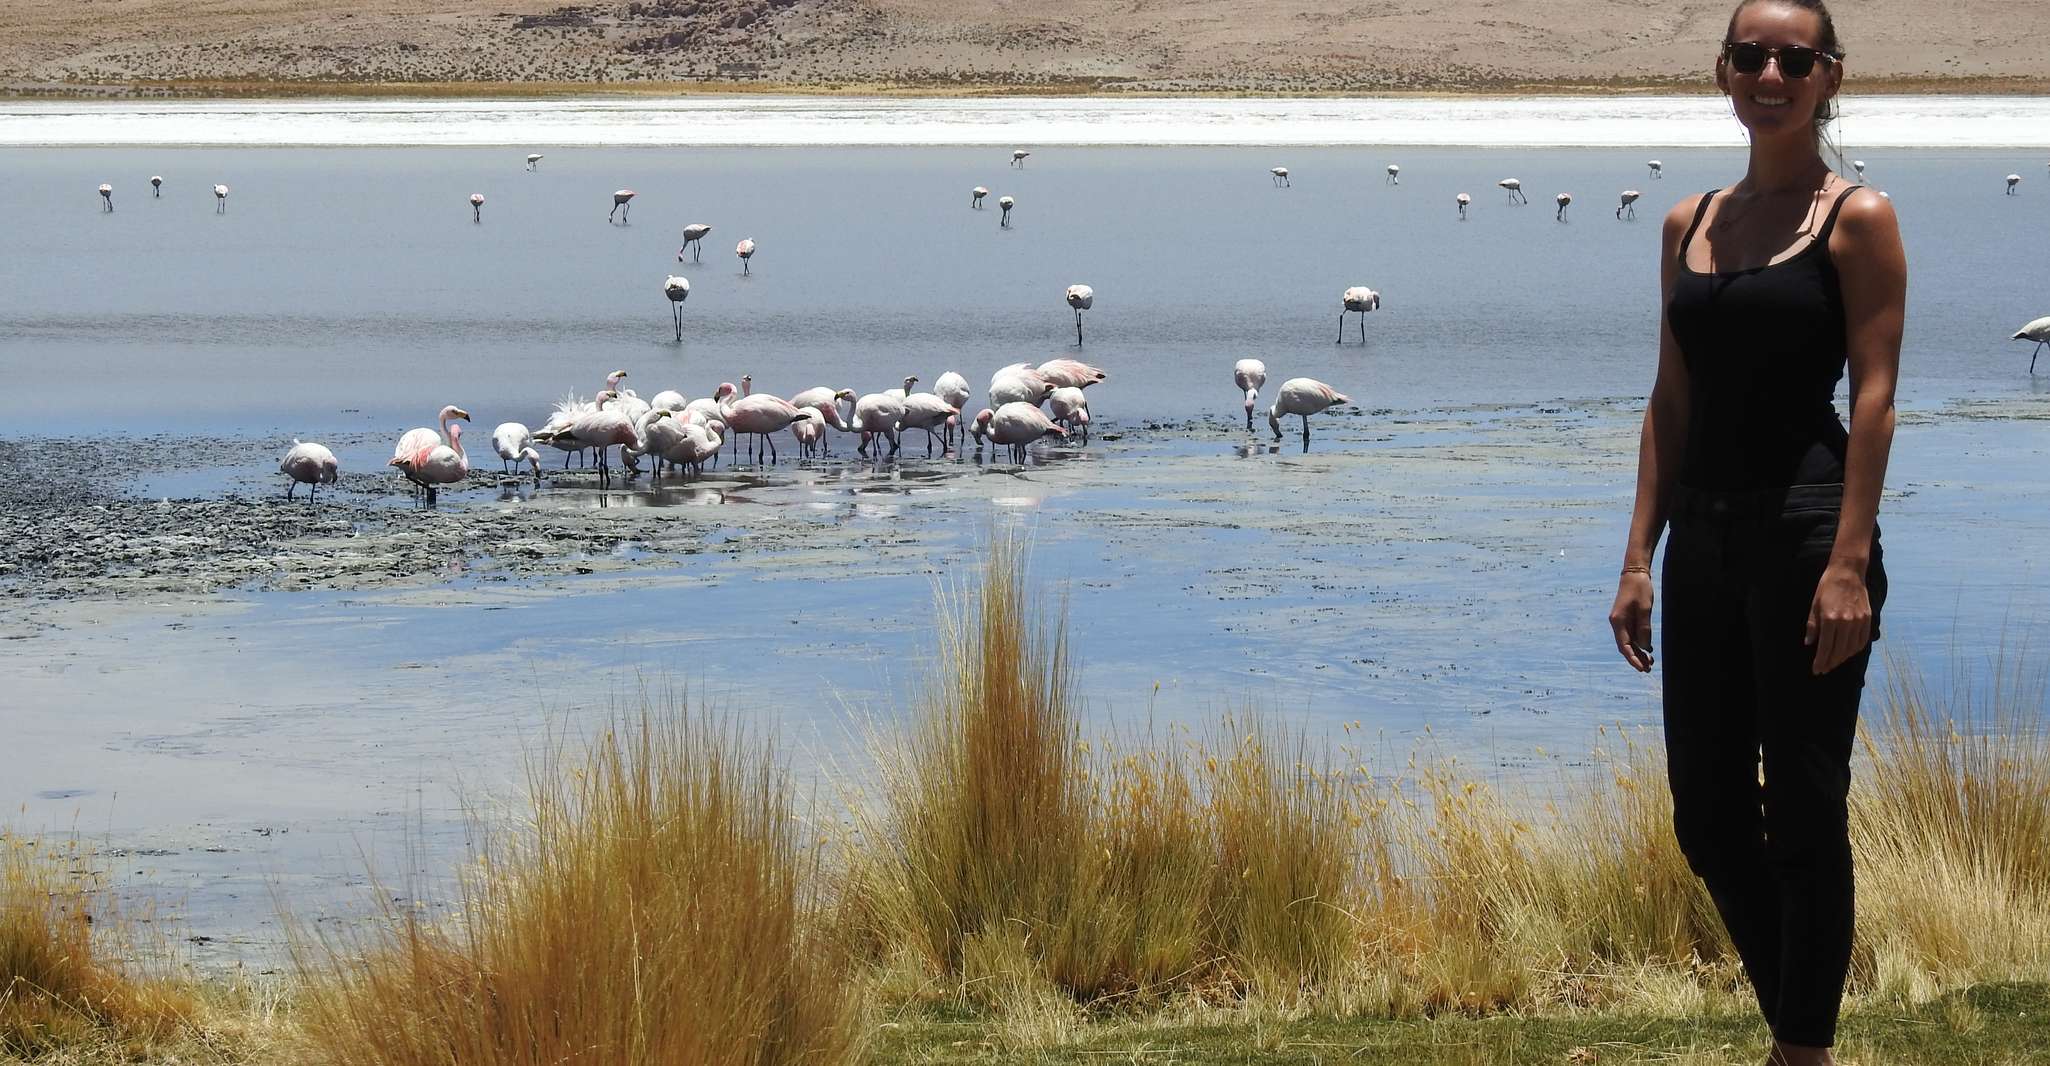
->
xmin=1716 ymin=2 xmax=1841 ymax=140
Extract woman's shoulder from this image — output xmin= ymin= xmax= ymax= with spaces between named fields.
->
xmin=1661 ymin=191 xmax=1716 ymax=238
xmin=1830 ymin=183 xmax=1900 ymax=234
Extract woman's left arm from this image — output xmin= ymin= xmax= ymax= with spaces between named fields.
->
xmin=1812 ymin=188 xmax=1907 ymax=675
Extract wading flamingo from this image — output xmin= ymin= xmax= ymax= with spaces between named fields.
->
xmin=392 ymin=423 xmax=470 ymax=503
xmin=1269 ymin=378 xmax=1350 ymax=451
xmin=933 ymin=371 xmax=971 ymax=444
xmin=989 ymin=364 xmax=1055 ymax=408
xmin=280 ymin=440 xmax=338 ymax=501
xmin=1271 ymin=167 xmax=1290 ymax=187
xmin=1555 ymin=192 xmax=1573 ymax=221
xmin=1617 ymin=190 xmax=1640 ymax=219
xmin=2015 ymin=316 xmax=2050 ymax=373
xmin=998 ymin=196 xmax=1014 ymax=227
xmin=633 ymin=406 xmax=688 ymax=476
xmin=736 ymin=237 xmax=755 ymax=274
xmin=470 ymin=193 xmax=485 ymax=222
xmin=720 ymin=384 xmax=808 ymax=463
xmin=1065 ymin=284 xmax=1094 ymax=345
xmin=98 ymin=183 xmax=112 ymax=211
xmin=1499 ymin=178 xmax=1526 ymax=204
xmin=664 ymin=275 xmax=690 ymax=340
xmin=526 ymin=153 xmax=544 ymax=171
xmin=1648 ymin=160 xmax=1663 ymax=179
xmin=790 ymin=408 xmax=825 ymax=458
xmin=568 ymin=390 xmax=640 ymax=483
xmin=984 ymin=403 xmax=1065 ymax=462
xmin=1340 ymin=286 xmax=1380 ymax=344
xmin=394 ymin=405 xmax=471 ymax=479
xmin=412 ymin=423 xmax=470 ymax=502
xmin=1456 ymin=192 xmax=1471 ymax=219
xmin=610 ymin=189 xmax=635 ymax=222
xmin=789 ymin=386 xmax=855 ymax=454
xmin=1011 ymin=150 xmax=1030 ymax=167
xmin=1234 ymin=358 xmax=1267 ymax=431
xmin=214 ymin=184 xmax=228 ymax=212
xmin=900 ymin=393 xmax=957 ymax=455
xmin=150 ymin=176 xmax=162 ymax=197
xmin=491 ymin=422 xmax=542 ymax=480
xmin=678 ymin=223 xmax=712 ymax=261
xmin=885 ymin=375 xmax=920 ymax=400
xmin=1036 ymin=359 xmax=1105 ymax=389
xmin=972 ymin=186 xmax=989 ymax=208
xmin=1852 ymin=159 xmax=1865 ymax=179
xmin=1049 ymin=386 xmax=1090 ymax=444
xmin=851 ymin=391 xmax=906 ymax=458
xmin=2007 ymin=174 xmax=2022 ymax=195
xmin=1386 ymin=164 xmax=1400 ymax=185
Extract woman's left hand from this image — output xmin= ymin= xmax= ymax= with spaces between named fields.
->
xmin=1805 ymin=563 xmax=1873 ymax=675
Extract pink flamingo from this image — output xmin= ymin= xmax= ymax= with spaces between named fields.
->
xmin=988 ymin=363 xmax=1054 ymax=408
xmin=791 ymin=408 xmax=825 ymax=458
xmin=788 ymin=386 xmax=855 ymax=455
xmin=393 ymin=405 xmax=471 ymax=490
xmin=571 ymin=390 xmax=642 ymax=483
xmin=1036 ymin=358 xmax=1106 ymax=389
xmin=1268 ymin=377 xmax=1351 ymax=451
xmin=983 ymin=402 xmax=1066 ymax=462
xmin=1234 ymin=359 xmax=1267 ymax=431
xmin=1049 ymin=387 xmax=1090 ymax=444
xmin=852 ymin=391 xmax=907 ymax=457
xmin=280 ymin=440 xmax=338 ymax=501
xmin=719 ymin=383 xmax=808 ymax=463
xmin=933 ymin=371 xmax=971 ymax=446
xmin=899 ymin=393 xmax=957 ymax=455
xmin=391 ymin=423 xmax=470 ymax=503
xmin=610 ymin=189 xmax=636 ymax=222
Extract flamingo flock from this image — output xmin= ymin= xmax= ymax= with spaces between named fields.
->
xmin=176 ymin=144 xmax=2030 ymax=503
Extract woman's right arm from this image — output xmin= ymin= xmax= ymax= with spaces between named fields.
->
xmin=1608 ymin=197 xmax=1698 ymax=672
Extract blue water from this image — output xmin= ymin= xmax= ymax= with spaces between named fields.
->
xmin=4 ymin=139 xmax=2047 ymax=959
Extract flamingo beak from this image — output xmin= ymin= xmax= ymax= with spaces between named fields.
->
xmin=453 ymin=408 xmax=471 ymax=421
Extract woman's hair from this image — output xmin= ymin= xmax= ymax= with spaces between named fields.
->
xmin=1724 ymin=0 xmax=1845 ymax=152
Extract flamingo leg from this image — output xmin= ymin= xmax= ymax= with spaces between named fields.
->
xmin=286 ymin=480 xmax=296 ymax=500
xmin=2033 ymin=342 xmax=2043 ymax=373
xmin=1301 ymin=415 xmax=1310 ymax=451
xmin=1338 ymin=314 xmax=1346 ymax=344
xmin=1360 ymin=317 xmax=1367 ymax=344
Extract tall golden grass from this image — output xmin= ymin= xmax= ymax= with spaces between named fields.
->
xmin=0 ymin=832 xmax=197 ymax=1057
xmin=290 ymin=712 xmax=859 ymax=1066
xmin=51 ymin=541 xmax=2035 ymax=1064
xmin=844 ymin=542 xmax=2050 ymax=1030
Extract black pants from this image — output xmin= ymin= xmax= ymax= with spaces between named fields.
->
xmin=1660 ymin=482 xmax=1887 ymax=1049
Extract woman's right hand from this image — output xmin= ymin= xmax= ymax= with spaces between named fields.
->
xmin=1609 ymin=571 xmax=1655 ymax=673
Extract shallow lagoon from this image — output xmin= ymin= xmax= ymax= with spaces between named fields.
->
xmin=3 ymin=134 xmax=2047 ymax=960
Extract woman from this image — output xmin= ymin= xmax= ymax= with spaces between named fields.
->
xmin=1606 ymin=2 xmax=1905 ymax=1064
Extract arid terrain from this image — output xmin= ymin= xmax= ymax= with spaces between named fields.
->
xmin=4 ymin=0 xmax=2048 ymax=96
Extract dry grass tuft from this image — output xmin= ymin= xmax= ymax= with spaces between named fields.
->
xmin=847 ymin=542 xmax=2050 ymax=1035
xmin=1 ymin=832 xmax=200 ymax=1059
xmin=291 ymin=709 xmax=859 ymax=1066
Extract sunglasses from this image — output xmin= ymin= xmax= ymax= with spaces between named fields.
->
xmin=1723 ymin=40 xmax=1840 ymax=78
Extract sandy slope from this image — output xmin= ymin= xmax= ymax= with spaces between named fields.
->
xmin=3 ymin=0 xmax=2047 ymax=93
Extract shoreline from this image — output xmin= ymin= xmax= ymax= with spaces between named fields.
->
xmin=9 ymin=74 xmax=2050 ymax=102
xmin=12 ymin=91 xmax=2050 ymax=148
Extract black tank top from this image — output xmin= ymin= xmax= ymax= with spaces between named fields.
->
xmin=1665 ymin=185 xmax=1863 ymax=490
